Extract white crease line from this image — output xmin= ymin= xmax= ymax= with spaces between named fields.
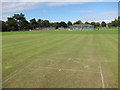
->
xmin=3 ymin=57 xmax=100 ymax=81
xmin=100 ymin=64 xmax=105 ymax=89
xmin=38 ymin=66 xmax=100 ymax=74
xmin=3 ymin=65 xmax=100 ymax=84
xmin=3 ymin=61 xmax=34 ymax=84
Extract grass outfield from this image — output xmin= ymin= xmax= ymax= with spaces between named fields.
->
xmin=2 ymin=28 xmax=118 ymax=88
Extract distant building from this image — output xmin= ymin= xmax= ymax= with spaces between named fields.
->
xmin=69 ymin=24 xmax=94 ymax=30
xmin=48 ymin=27 xmax=56 ymax=30
xmin=36 ymin=27 xmax=56 ymax=30
xmin=58 ymin=27 xmax=66 ymax=29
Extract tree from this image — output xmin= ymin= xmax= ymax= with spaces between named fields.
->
xmin=19 ymin=19 xmax=30 ymax=30
xmin=12 ymin=13 xmax=30 ymax=30
xmin=84 ymin=21 xmax=90 ymax=24
xmin=13 ymin=13 xmax=25 ymax=22
xmin=111 ymin=19 xmax=118 ymax=27
xmin=49 ymin=22 xmax=59 ymax=29
xmin=6 ymin=17 xmax=18 ymax=31
xmin=30 ymin=18 xmax=37 ymax=29
xmin=67 ymin=21 xmax=72 ymax=27
xmin=118 ymin=16 xmax=120 ymax=27
xmin=2 ymin=20 xmax=8 ymax=32
xmin=73 ymin=20 xmax=83 ymax=24
xmin=90 ymin=22 xmax=100 ymax=28
xmin=101 ymin=21 xmax=106 ymax=27
xmin=59 ymin=21 xmax=67 ymax=28
xmin=91 ymin=22 xmax=96 ymax=27
xmin=37 ymin=19 xmax=42 ymax=27
xmin=55 ymin=22 xmax=59 ymax=29
xmin=49 ymin=22 xmax=54 ymax=27
xmin=43 ymin=20 xmax=50 ymax=27
xmin=0 ymin=20 xmax=2 ymax=32
xmin=95 ymin=22 xmax=100 ymax=28
xmin=108 ymin=22 xmax=112 ymax=27
xmin=5 ymin=13 xmax=120 ymax=32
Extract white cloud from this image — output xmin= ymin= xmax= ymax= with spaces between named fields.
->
xmin=71 ymin=19 xmax=115 ymax=24
xmin=82 ymin=11 xmax=118 ymax=23
xmin=1 ymin=0 xmax=119 ymax=2
xmin=47 ymin=2 xmax=84 ymax=6
xmin=1 ymin=2 xmax=84 ymax=14
xmin=0 ymin=14 xmax=10 ymax=18
xmin=0 ymin=14 xmax=11 ymax=21
xmin=47 ymin=2 xmax=71 ymax=6
xmin=2 ymin=2 xmax=41 ymax=13
xmin=83 ymin=19 xmax=115 ymax=23
xmin=1 ymin=2 xmax=118 ymax=23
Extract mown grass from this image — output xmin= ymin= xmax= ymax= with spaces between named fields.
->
xmin=2 ymin=28 xmax=118 ymax=36
xmin=2 ymin=28 xmax=118 ymax=88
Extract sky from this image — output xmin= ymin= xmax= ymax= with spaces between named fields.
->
xmin=1 ymin=1 xmax=119 ymax=23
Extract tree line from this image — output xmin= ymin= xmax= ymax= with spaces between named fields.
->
xmin=1 ymin=13 xmax=120 ymax=32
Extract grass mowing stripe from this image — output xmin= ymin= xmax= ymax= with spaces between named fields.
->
xmin=28 ymin=34 xmax=88 ymax=69
xmin=3 ymin=34 xmax=78 ymax=81
xmin=2 ymin=34 xmax=58 ymax=49
xmin=3 ymin=34 xmax=87 ymax=84
xmin=95 ymin=34 xmax=118 ymax=87
xmin=104 ymin=34 xmax=118 ymax=51
xmin=3 ymin=35 xmax=65 ymax=68
xmin=3 ymin=35 xmax=66 ymax=55
xmin=2 ymin=29 xmax=118 ymax=88
xmin=104 ymin=34 xmax=118 ymax=46
xmin=3 ymin=35 xmax=67 ymax=79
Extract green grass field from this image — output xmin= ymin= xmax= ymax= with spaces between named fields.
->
xmin=2 ymin=28 xmax=118 ymax=88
